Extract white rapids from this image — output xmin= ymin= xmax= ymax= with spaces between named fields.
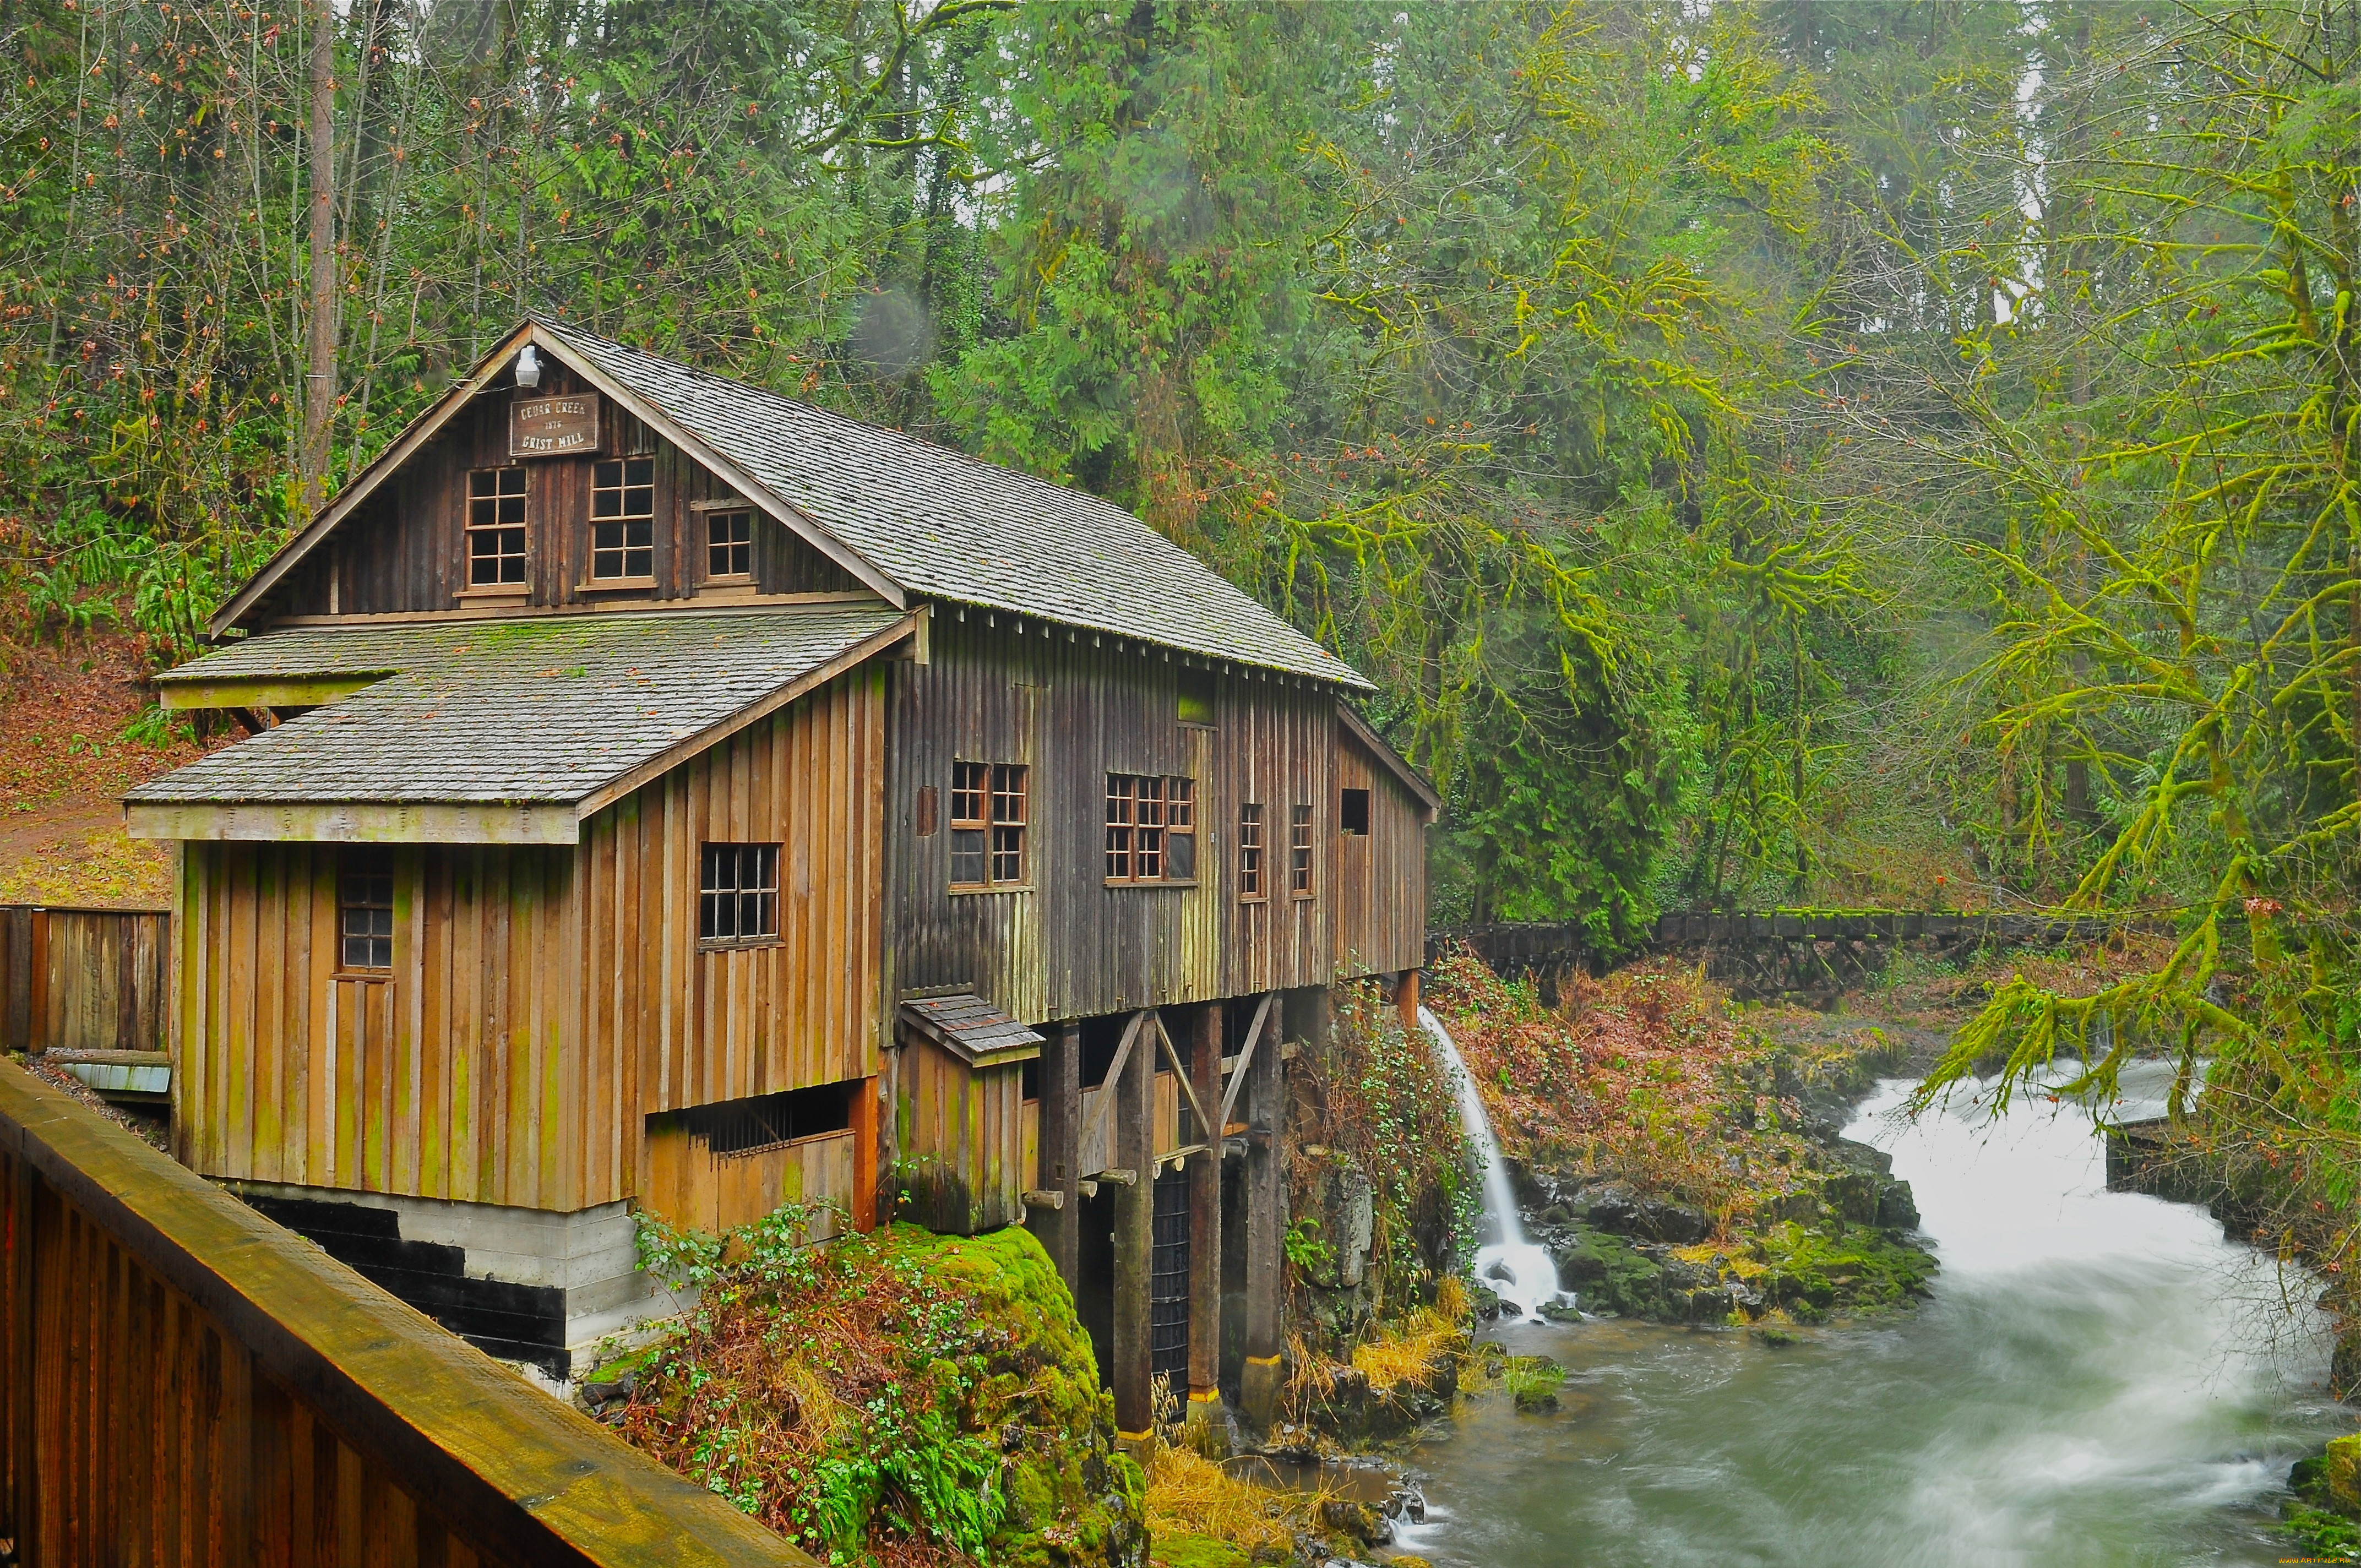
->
xmin=1420 ymin=1005 xmax=1566 ymax=1321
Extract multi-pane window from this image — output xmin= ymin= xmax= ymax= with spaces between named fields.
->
xmin=1106 ymin=774 xmax=1196 ymax=883
xmin=707 ymin=508 xmax=753 ymax=579
xmin=466 ymin=467 xmax=527 ymax=586
xmin=590 ymin=456 xmax=655 ymax=579
xmin=1288 ymin=804 xmax=1315 ymax=897
xmin=699 ymin=843 xmax=779 ymax=944
xmin=1238 ymin=803 xmax=1265 ymax=900
xmin=950 ymin=761 xmax=1028 ymax=888
xmin=338 ymin=852 xmax=394 ymax=971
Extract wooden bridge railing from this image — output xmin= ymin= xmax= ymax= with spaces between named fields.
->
xmin=0 ymin=1059 xmax=809 ymax=1567
xmin=1 ymin=905 xmax=168 ymax=1055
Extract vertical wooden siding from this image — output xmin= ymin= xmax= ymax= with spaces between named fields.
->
xmin=0 ymin=1061 xmax=810 ymax=1566
xmin=175 ymin=842 xmax=593 ymax=1210
xmin=580 ymin=668 xmax=886 ymax=1136
xmin=642 ymin=1124 xmax=857 ymax=1240
xmin=885 ymin=613 xmax=1340 ymax=1028
xmin=0 ymin=907 xmax=168 ymax=1054
xmin=170 ymin=668 xmax=884 ymax=1215
xmin=1328 ymin=728 xmax=1426 ymax=979
xmin=265 ymin=368 xmax=858 ymax=620
xmin=895 ymin=1041 xmax=1027 ymax=1234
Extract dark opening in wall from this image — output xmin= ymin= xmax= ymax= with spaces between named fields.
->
xmin=663 ymin=1080 xmax=855 ymax=1157
xmin=1340 ymin=787 xmax=1372 ymax=836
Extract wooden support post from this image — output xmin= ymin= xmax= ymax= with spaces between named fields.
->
xmin=851 ymin=1073 xmax=880 ymax=1233
xmin=1112 ymin=1011 xmax=1156 ymax=1453
xmin=1239 ymin=992 xmax=1286 ymax=1434
xmin=1035 ymin=1020 xmax=1082 ymax=1291
xmin=1185 ymin=1000 xmax=1223 ymax=1440
xmin=1397 ymin=968 xmax=1421 ymax=1035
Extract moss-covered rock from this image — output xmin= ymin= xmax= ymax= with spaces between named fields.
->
xmin=906 ymin=1226 xmax=1146 ymax=1568
xmin=1749 ymin=1220 xmax=1934 ymax=1319
xmin=605 ymin=1215 xmax=1143 ymax=1566
xmin=2287 ymin=1435 xmax=2361 ymax=1561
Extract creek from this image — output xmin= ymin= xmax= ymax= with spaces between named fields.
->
xmin=1396 ymin=1064 xmax=2352 ymax=1567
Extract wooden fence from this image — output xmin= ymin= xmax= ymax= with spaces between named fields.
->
xmin=0 ymin=1058 xmax=811 ymax=1567
xmin=0 ymin=906 xmax=168 ymax=1055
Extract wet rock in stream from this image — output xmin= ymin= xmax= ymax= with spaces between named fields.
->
xmin=1507 ymin=1107 xmax=1935 ymax=1326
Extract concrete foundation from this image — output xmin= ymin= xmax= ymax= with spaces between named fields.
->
xmin=221 ymin=1180 xmax=680 ymax=1386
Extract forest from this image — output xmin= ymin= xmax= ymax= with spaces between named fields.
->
xmin=0 ymin=0 xmax=2355 ymax=1230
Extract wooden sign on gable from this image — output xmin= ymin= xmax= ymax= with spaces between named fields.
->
xmin=509 ymin=392 xmax=601 ymax=458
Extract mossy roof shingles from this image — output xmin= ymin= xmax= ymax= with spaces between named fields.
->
xmin=533 ymin=317 xmax=1369 ymax=690
xmin=128 ymin=605 xmax=901 ymax=806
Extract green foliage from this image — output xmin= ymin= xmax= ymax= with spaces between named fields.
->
xmin=1502 ymin=1355 xmax=1565 ymax=1413
xmin=1282 ymin=1217 xmax=1336 ymax=1277
xmin=613 ymin=1218 xmax=1141 ymax=1566
xmin=1300 ymin=982 xmax=1480 ymax=1296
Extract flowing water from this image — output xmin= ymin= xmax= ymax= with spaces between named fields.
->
xmin=1421 ymin=1005 xmax=1564 ymax=1321
xmin=1394 ymin=1062 xmax=2353 ymax=1567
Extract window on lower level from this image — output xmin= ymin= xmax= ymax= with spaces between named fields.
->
xmin=950 ymin=761 xmax=1027 ymax=888
xmin=1289 ymin=804 xmax=1315 ymax=897
xmin=339 ymin=851 xmax=394 ymax=970
xmin=699 ymin=843 xmax=779 ymax=944
xmin=591 ymin=456 xmax=655 ymax=579
xmin=466 ymin=467 xmax=528 ymax=586
xmin=1107 ymin=774 xmax=1195 ymax=883
xmin=671 ymin=1081 xmax=854 ymax=1157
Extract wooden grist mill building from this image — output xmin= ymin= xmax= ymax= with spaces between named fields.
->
xmin=123 ymin=317 xmax=1435 ymax=1439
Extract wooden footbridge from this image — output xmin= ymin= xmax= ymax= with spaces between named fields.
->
xmin=0 ymin=1058 xmax=808 ymax=1564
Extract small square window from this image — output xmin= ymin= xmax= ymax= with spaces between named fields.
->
xmin=339 ymin=851 xmax=395 ymax=970
xmin=699 ymin=843 xmax=780 ymax=944
xmin=708 ymin=508 xmax=753 ymax=579
xmin=1341 ymin=788 xmax=1370 ymax=836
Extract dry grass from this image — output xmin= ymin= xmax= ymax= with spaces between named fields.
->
xmin=1142 ymin=1441 xmax=1318 ymax=1558
xmin=1348 ymin=1278 xmax=1469 ymax=1393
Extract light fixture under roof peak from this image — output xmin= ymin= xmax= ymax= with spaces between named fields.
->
xmin=514 ymin=344 xmax=541 ymax=389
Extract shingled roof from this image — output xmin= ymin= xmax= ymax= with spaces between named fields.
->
xmin=127 ymin=605 xmax=907 ymax=817
xmin=213 ymin=317 xmax=1369 ymax=691
xmin=532 ymin=318 xmax=1366 ymax=688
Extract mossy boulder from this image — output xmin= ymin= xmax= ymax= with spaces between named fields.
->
xmin=893 ymin=1225 xmax=1146 ymax=1568
xmin=1751 ymin=1221 xmax=1933 ymax=1319
xmin=1546 ymin=1223 xmax=1668 ymax=1317
xmin=606 ymin=1217 xmax=1143 ymax=1567
xmin=2287 ymin=1435 xmax=2361 ymax=1561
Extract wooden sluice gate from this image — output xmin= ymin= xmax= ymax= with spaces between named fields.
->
xmin=0 ymin=1059 xmax=808 ymax=1566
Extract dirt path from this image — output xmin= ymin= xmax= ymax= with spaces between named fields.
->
xmin=0 ymin=629 xmax=224 ymax=907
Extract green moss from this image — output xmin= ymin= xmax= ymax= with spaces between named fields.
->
xmin=879 ymin=1226 xmax=1144 ymax=1568
xmin=1549 ymin=1226 xmax=1669 ymax=1318
xmin=2283 ymin=1502 xmax=2361 ymax=1562
xmin=1503 ymin=1355 xmax=1564 ymax=1413
xmin=1752 ymin=1221 xmax=1933 ymax=1316
xmin=1154 ymin=1535 xmax=1256 ymax=1568
xmin=605 ymin=1218 xmax=1143 ymax=1566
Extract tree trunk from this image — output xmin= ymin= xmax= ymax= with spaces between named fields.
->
xmin=301 ymin=0 xmax=337 ymax=508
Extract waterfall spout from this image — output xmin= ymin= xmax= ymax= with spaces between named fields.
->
xmin=1418 ymin=1005 xmax=1566 ymax=1322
